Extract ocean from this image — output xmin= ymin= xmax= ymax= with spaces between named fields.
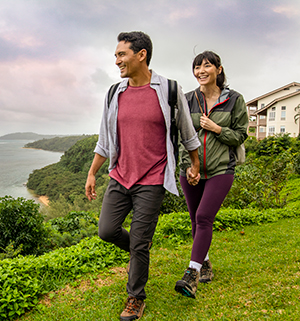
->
xmin=0 ymin=140 xmax=63 ymax=204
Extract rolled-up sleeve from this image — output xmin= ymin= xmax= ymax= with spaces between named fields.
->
xmin=176 ymin=85 xmax=201 ymax=151
xmin=94 ymin=95 xmax=110 ymax=158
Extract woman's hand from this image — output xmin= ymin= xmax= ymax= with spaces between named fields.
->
xmin=186 ymin=167 xmax=200 ymax=186
xmin=200 ymin=114 xmax=221 ymax=134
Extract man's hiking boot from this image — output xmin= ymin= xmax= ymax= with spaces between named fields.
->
xmin=199 ymin=260 xmax=214 ymax=283
xmin=120 ymin=296 xmax=145 ymax=320
xmin=126 ymin=242 xmax=153 ymax=274
xmin=175 ymin=267 xmax=199 ymax=299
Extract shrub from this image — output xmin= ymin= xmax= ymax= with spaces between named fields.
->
xmin=256 ymin=133 xmax=293 ymax=156
xmin=153 ymin=211 xmax=192 ymax=245
xmin=160 ymin=167 xmax=188 ymax=214
xmin=47 ymin=211 xmax=98 ymax=248
xmin=223 ymin=152 xmax=293 ymax=209
xmin=0 ymin=237 xmax=128 ymax=320
xmin=244 ymin=136 xmax=259 ymax=155
xmin=294 ymin=153 xmax=300 ymax=175
xmin=49 ymin=211 xmax=97 ymax=236
xmin=1 ymin=205 xmax=300 ymax=320
xmin=0 ymin=196 xmax=49 ymax=257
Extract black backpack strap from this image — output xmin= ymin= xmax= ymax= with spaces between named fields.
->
xmin=107 ymin=82 xmax=121 ymax=108
xmin=168 ymin=79 xmax=179 ymax=164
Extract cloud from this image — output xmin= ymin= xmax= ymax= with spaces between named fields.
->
xmin=0 ymin=0 xmax=300 ymax=136
xmin=273 ymin=3 xmax=300 ymax=17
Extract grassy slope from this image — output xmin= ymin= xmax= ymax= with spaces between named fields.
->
xmin=18 ymin=217 xmax=300 ymax=321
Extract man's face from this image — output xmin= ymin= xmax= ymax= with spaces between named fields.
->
xmin=115 ymin=41 xmax=141 ymax=79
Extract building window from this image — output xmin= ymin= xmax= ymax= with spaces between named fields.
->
xmin=259 ymin=126 xmax=266 ymax=133
xmin=281 ymin=106 xmax=286 ymax=121
xmin=261 ymin=103 xmax=265 ymax=108
xmin=269 ymin=107 xmax=276 ymax=121
xmin=280 ymin=126 xmax=285 ymax=133
xmin=259 ymin=115 xmax=266 ymax=119
xmin=269 ymin=126 xmax=275 ymax=135
xmin=269 ymin=111 xmax=275 ymax=121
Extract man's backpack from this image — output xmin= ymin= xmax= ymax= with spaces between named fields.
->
xmin=107 ymin=79 xmax=179 ymax=163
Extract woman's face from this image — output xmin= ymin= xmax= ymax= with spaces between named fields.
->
xmin=193 ymin=59 xmax=222 ymax=87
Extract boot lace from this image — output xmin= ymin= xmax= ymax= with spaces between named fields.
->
xmin=124 ymin=297 xmax=142 ymax=314
xmin=200 ymin=261 xmax=210 ymax=277
xmin=182 ymin=268 xmax=197 ymax=282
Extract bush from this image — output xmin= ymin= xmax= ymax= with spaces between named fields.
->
xmin=1 ymin=204 xmax=300 ymax=320
xmin=0 ymin=237 xmax=128 ymax=320
xmin=47 ymin=211 xmax=98 ymax=248
xmin=256 ymin=133 xmax=293 ymax=156
xmin=160 ymin=167 xmax=188 ymax=214
xmin=244 ymin=136 xmax=259 ymax=155
xmin=0 ymin=197 xmax=49 ymax=257
xmin=49 ymin=211 xmax=97 ymax=236
xmin=294 ymin=153 xmax=300 ymax=175
xmin=223 ymin=151 xmax=293 ymax=209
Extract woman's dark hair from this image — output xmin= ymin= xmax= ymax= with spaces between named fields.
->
xmin=192 ymin=51 xmax=227 ymax=90
xmin=117 ymin=31 xmax=153 ymax=66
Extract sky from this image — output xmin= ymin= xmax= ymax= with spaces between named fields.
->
xmin=1 ymin=0 xmax=300 ymax=136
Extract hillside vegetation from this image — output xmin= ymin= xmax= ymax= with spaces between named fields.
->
xmin=1 ymin=133 xmax=300 ymax=320
xmin=26 ymin=135 xmax=109 ymax=216
xmin=26 ymin=133 xmax=300 ymax=219
xmin=24 ymin=135 xmax=91 ymax=152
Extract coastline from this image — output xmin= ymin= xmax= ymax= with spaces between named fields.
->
xmin=22 ymin=146 xmax=64 ymax=153
xmin=0 ymin=140 xmax=61 ymax=204
xmin=39 ymin=195 xmax=50 ymax=206
xmin=26 ymin=187 xmax=50 ymax=206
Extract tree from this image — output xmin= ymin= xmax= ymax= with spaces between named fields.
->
xmin=294 ymin=104 xmax=300 ymax=134
xmin=0 ymin=196 xmax=49 ymax=257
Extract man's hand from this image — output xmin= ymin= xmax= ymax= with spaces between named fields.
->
xmin=186 ymin=167 xmax=200 ymax=186
xmin=187 ymin=148 xmax=200 ymax=186
xmin=85 ymin=153 xmax=107 ymax=201
xmin=85 ymin=174 xmax=97 ymax=201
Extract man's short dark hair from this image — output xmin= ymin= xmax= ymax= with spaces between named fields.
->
xmin=117 ymin=31 xmax=152 ymax=66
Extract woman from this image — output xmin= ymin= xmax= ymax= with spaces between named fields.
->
xmin=175 ymin=51 xmax=249 ymax=298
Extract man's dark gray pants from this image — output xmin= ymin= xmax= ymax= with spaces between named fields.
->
xmin=98 ymin=178 xmax=165 ymax=300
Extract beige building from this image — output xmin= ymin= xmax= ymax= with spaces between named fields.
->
xmin=247 ymin=82 xmax=300 ymax=140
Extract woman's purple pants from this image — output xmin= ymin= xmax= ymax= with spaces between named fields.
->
xmin=180 ymin=174 xmax=234 ymax=264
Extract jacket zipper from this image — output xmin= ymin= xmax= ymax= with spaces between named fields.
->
xmin=201 ymin=93 xmax=230 ymax=179
xmin=201 ymin=92 xmax=208 ymax=179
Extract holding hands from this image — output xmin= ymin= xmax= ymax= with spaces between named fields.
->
xmin=186 ymin=167 xmax=200 ymax=186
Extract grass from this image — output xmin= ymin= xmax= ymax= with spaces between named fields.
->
xmin=17 ymin=217 xmax=300 ymax=321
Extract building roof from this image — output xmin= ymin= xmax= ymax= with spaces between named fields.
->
xmin=254 ymin=90 xmax=300 ymax=115
xmin=246 ymin=82 xmax=300 ymax=107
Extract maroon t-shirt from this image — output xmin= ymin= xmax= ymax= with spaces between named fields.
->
xmin=109 ymin=84 xmax=167 ymax=189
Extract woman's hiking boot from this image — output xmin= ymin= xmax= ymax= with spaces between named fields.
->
xmin=199 ymin=260 xmax=214 ymax=283
xmin=120 ymin=296 xmax=145 ymax=320
xmin=175 ymin=267 xmax=199 ymax=299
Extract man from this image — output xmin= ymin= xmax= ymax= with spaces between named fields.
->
xmin=85 ymin=31 xmax=200 ymax=320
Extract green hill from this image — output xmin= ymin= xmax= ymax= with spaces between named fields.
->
xmin=24 ymin=135 xmax=92 ymax=152
xmin=26 ymin=135 xmax=108 ymax=206
xmin=0 ymin=132 xmax=61 ymax=140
